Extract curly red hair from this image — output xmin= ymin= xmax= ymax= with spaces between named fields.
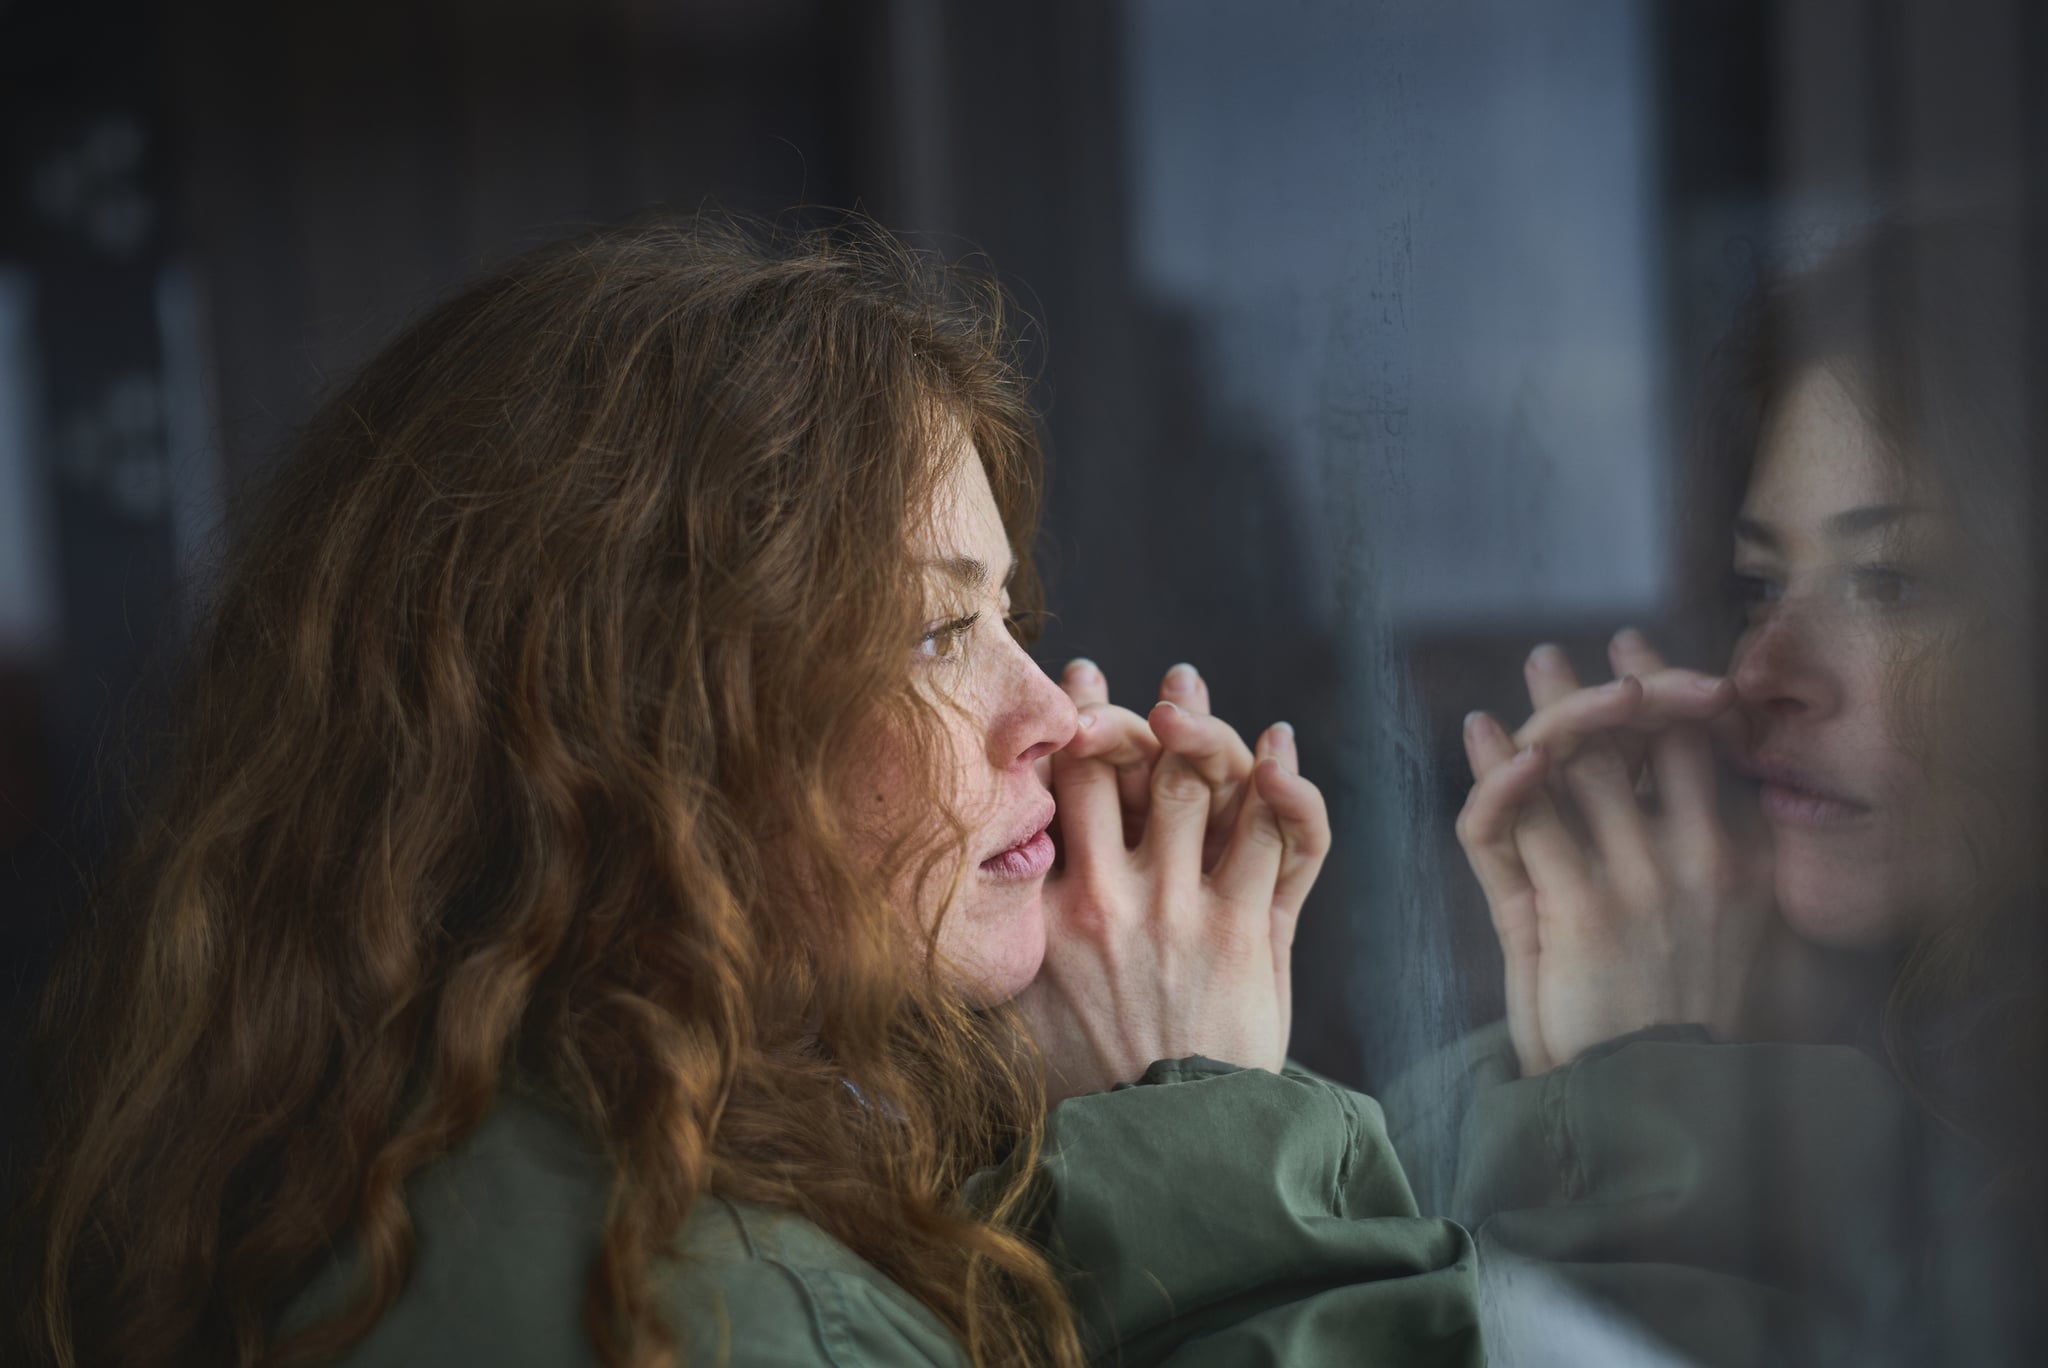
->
xmin=9 ymin=217 xmax=1084 ymax=1368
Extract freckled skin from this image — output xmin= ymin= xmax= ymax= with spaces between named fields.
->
xmin=874 ymin=449 xmax=1077 ymax=1003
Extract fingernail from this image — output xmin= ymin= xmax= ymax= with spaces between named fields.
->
xmin=1164 ymin=662 xmax=1199 ymax=691
xmin=1613 ymin=626 xmax=1645 ymax=650
xmin=1270 ymin=721 xmax=1297 ymax=770
xmin=1691 ymin=675 xmax=1730 ymax=695
xmin=1463 ymin=710 xmax=1489 ymax=738
xmin=1515 ymin=743 xmax=1544 ymax=766
xmin=1527 ymin=643 xmax=1565 ymax=671
xmin=1076 ymin=709 xmax=1097 ymax=730
xmin=1151 ymin=699 xmax=1182 ymax=717
xmin=1603 ymin=675 xmax=1635 ymax=694
xmin=1065 ymin=657 xmax=1101 ymax=680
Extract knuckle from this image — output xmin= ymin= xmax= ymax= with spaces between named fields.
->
xmin=1696 ymin=844 xmax=1742 ymax=897
xmin=1153 ymin=759 xmax=1210 ymax=807
xmin=1199 ymin=907 xmax=1262 ymax=961
xmin=1614 ymin=863 xmax=1667 ymax=913
xmin=1561 ymin=748 xmax=1623 ymax=786
xmin=1284 ymin=807 xmax=1331 ymax=856
xmin=1057 ymin=891 xmax=1118 ymax=945
xmin=1240 ymin=815 xmax=1287 ymax=856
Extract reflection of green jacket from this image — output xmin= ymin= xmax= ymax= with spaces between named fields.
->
xmin=1386 ymin=1021 xmax=2042 ymax=1367
xmin=284 ymin=1058 xmax=1482 ymax=1365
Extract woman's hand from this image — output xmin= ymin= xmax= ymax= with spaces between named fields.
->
xmin=1455 ymin=629 xmax=1772 ymax=1075
xmin=1017 ymin=662 xmax=1328 ymax=1104
xmin=1042 ymin=659 xmax=1257 ymax=867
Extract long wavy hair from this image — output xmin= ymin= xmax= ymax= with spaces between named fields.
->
xmin=1679 ymin=208 xmax=2048 ymax=1226
xmin=7 ymin=217 xmax=1085 ymax=1367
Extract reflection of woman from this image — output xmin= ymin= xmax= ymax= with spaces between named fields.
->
xmin=1412 ymin=214 xmax=2046 ymax=1365
xmin=7 ymin=220 xmax=1481 ymax=1367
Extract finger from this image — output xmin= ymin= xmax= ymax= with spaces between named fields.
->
xmin=1051 ymin=705 xmax=1159 ymax=862
xmin=1148 ymin=700 xmax=1255 ymax=797
xmin=1523 ymin=641 xmax=1584 ymax=710
xmin=1062 ymin=701 xmax=1164 ymax=847
xmin=1061 ymin=702 xmax=1164 ymax=769
xmin=1151 ymin=700 xmax=1258 ymax=869
xmin=1524 ymin=646 xmax=1654 ymax=866
xmin=1141 ymin=746 xmax=1211 ymax=877
xmin=1456 ymin=714 xmax=1546 ymax=913
xmin=1605 ymin=626 xmax=1668 ymax=678
xmin=1158 ymin=665 xmax=1220 ymax=850
xmin=1247 ymin=730 xmax=1321 ymax=1047
xmin=1508 ymin=675 xmax=1639 ymax=754
xmin=1049 ymin=714 xmax=1135 ymax=868
xmin=1608 ymin=629 xmax=1727 ymax=833
xmin=1501 ymin=754 xmax=1600 ymax=916
xmin=1606 ymin=629 xmax=1665 ymax=781
xmin=1245 ymin=716 xmax=1327 ymax=929
xmin=1160 ymin=661 xmax=1213 ymax=716
xmin=1549 ymin=680 xmax=1659 ymax=867
xmin=1210 ymin=760 xmax=1287 ymax=911
xmin=1060 ymin=657 xmax=1110 ymax=709
xmin=1206 ymin=720 xmax=1289 ymax=867
xmin=1209 ymin=722 xmax=1297 ymax=906
xmin=1597 ymin=626 xmax=1662 ymax=778
xmin=1510 ymin=670 xmax=1736 ymax=764
xmin=1456 ymin=713 xmax=1552 ymax=1075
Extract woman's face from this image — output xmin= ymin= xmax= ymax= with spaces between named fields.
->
xmin=1726 ymin=364 xmax=1975 ymax=949
xmin=872 ymin=443 xmax=1077 ymax=1003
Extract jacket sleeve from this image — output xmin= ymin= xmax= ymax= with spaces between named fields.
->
xmin=970 ymin=1056 xmax=1483 ymax=1367
xmin=1423 ymin=1026 xmax=2040 ymax=1367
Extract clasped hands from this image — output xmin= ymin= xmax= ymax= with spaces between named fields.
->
xmin=1457 ymin=629 xmax=1775 ymax=1076
xmin=1014 ymin=661 xmax=1329 ymax=1106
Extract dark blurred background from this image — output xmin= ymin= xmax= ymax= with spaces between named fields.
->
xmin=2 ymin=0 xmax=2042 ymax=1181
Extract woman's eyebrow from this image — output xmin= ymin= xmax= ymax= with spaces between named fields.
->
xmin=925 ymin=554 xmax=1020 ymax=587
xmin=1825 ymin=504 xmax=1926 ymax=540
xmin=1735 ymin=505 xmax=1927 ymax=551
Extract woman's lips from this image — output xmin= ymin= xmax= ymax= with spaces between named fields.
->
xmin=979 ymin=828 xmax=1055 ymax=881
xmin=1757 ymin=781 xmax=1870 ymax=825
xmin=979 ymin=800 xmax=1057 ymax=881
xmin=1734 ymin=756 xmax=1873 ymax=827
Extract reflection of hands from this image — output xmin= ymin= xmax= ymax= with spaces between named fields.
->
xmin=1017 ymin=661 xmax=1329 ymax=1105
xmin=1455 ymin=629 xmax=1772 ymax=1076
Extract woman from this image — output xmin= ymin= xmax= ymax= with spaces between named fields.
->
xmin=1419 ymin=213 xmax=2047 ymax=1364
xmin=5 ymin=218 xmax=1481 ymax=1367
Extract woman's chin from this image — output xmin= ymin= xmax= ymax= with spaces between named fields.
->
xmin=1775 ymin=849 xmax=1930 ymax=950
xmin=942 ymin=883 xmax=1049 ymax=1006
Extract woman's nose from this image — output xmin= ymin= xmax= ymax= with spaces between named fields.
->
xmin=991 ymin=643 xmax=1079 ymax=769
xmin=1730 ymin=604 xmax=1840 ymax=721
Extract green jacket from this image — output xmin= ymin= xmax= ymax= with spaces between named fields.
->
xmin=283 ymin=1058 xmax=1482 ymax=1365
xmin=1386 ymin=1021 xmax=2043 ymax=1367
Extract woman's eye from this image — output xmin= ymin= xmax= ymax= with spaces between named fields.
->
xmin=1000 ymin=604 xmax=1038 ymax=643
xmin=1846 ymin=566 xmax=1919 ymax=606
xmin=1728 ymin=571 xmax=1781 ymax=614
xmin=915 ymin=613 xmax=979 ymax=662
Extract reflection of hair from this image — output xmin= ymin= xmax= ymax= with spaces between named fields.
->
xmin=8 ymin=219 xmax=1081 ymax=1367
xmin=1680 ymin=209 xmax=2048 ymax=1219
